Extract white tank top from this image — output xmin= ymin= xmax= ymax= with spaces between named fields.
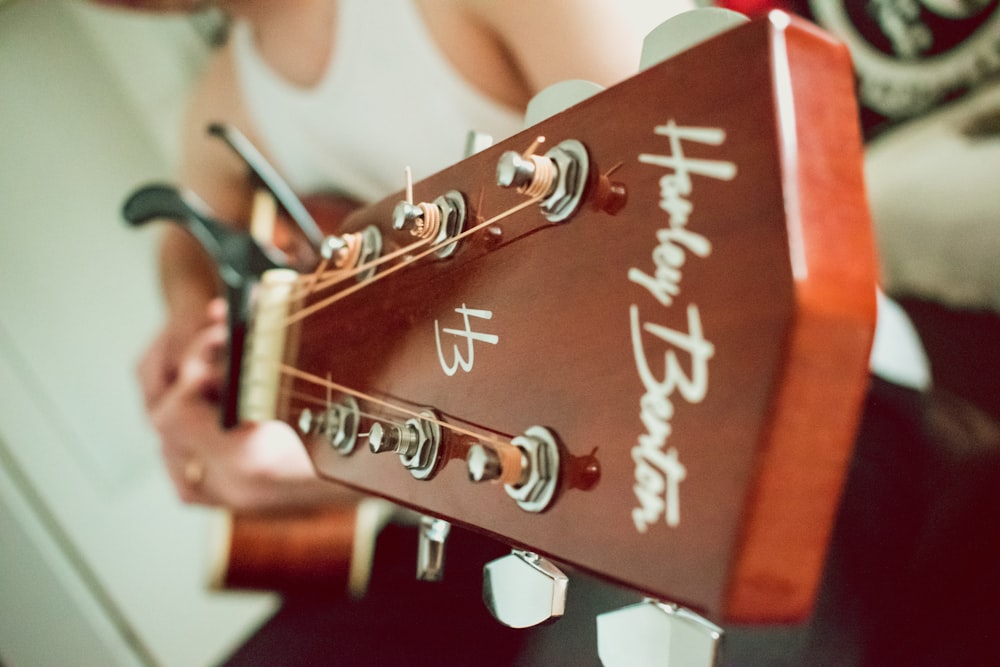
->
xmin=231 ymin=0 xmax=524 ymax=203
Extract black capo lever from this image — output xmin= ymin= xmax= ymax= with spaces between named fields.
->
xmin=122 ymin=183 xmax=289 ymax=429
xmin=123 ymin=123 xmax=334 ymax=429
xmin=207 ymin=122 xmax=335 ymax=255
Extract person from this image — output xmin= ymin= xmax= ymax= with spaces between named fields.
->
xmin=96 ymin=1 xmax=695 ymax=664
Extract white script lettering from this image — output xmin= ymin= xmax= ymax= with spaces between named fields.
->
xmin=435 ymin=305 xmax=499 ymax=377
xmin=630 ymin=304 xmax=713 ymax=532
xmin=632 ymin=121 xmax=735 ymax=308
xmin=629 ymin=120 xmax=734 ymax=532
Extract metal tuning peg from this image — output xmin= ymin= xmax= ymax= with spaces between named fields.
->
xmin=320 ymin=225 xmax=383 ymax=281
xmin=483 ymin=550 xmax=567 ymax=628
xmin=416 ymin=515 xmax=451 ymax=581
xmin=367 ymin=410 xmax=443 ymax=480
xmin=639 ymin=8 xmax=748 ymax=71
xmin=466 ymin=426 xmax=560 ymax=513
xmin=391 ymin=167 xmax=466 ymax=258
xmin=464 ymin=129 xmax=495 ymax=156
xmin=297 ymin=396 xmax=360 ymax=456
xmin=597 ymin=600 xmax=724 ymax=667
xmin=523 ymin=79 xmax=603 ymax=127
xmin=496 ymin=136 xmax=589 ymax=223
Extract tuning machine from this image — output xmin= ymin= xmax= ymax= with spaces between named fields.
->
xmin=392 ymin=167 xmax=467 ymax=258
xmin=483 ymin=550 xmax=568 ymax=628
xmin=367 ymin=409 xmax=443 ymax=480
xmin=597 ymin=600 xmax=724 ymax=667
xmin=416 ymin=515 xmax=451 ymax=582
xmin=298 ymin=396 xmax=361 ymax=456
xmin=467 ymin=426 xmax=560 ymax=513
xmin=319 ymin=225 xmax=383 ymax=281
xmin=496 ymin=138 xmax=589 ymax=223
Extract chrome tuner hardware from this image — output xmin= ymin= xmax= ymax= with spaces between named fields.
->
xmin=466 ymin=426 xmax=560 ymax=513
xmin=483 ymin=550 xmax=567 ymax=628
xmin=392 ymin=169 xmax=467 ymax=259
xmin=368 ymin=410 xmax=443 ymax=480
xmin=496 ymin=138 xmax=589 ymax=223
xmin=320 ymin=224 xmax=382 ymax=281
xmin=298 ymin=396 xmax=360 ymax=455
xmin=524 ymin=80 xmax=604 ymax=126
xmin=597 ymin=600 xmax=724 ymax=667
xmin=464 ymin=130 xmax=494 ymax=156
xmin=640 ymin=8 xmax=748 ymax=71
xmin=392 ymin=192 xmax=466 ymax=258
xmin=416 ymin=515 xmax=451 ymax=581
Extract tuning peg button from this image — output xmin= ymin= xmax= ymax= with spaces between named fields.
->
xmin=483 ymin=550 xmax=567 ymax=628
xmin=416 ymin=515 xmax=451 ymax=582
xmin=597 ymin=600 xmax=723 ymax=667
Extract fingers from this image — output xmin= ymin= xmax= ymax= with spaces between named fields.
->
xmin=137 ymin=330 xmax=173 ymax=411
xmin=206 ymin=296 xmax=227 ymax=324
xmin=136 ymin=299 xmax=224 ymax=410
xmin=141 ymin=298 xmax=346 ymax=512
xmin=147 ymin=318 xmax=229 ymax=507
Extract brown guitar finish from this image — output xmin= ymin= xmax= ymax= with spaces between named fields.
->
xmin=216 ymin=506 xmax=358 ymax=594
xmin=270 ymin=14 xmax=876 ymax=623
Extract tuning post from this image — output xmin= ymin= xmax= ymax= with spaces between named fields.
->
xmin=368 ymin=410 xmax=443 ymax=480
xmin=467 ymin=427 xmax=560 ymax=513
xmin=368 ymin=422 xmax=420 ymax=457
xmin=318 ymin=225 xmax=382 ymax=281
xmin=496 ymin=137 xmax=590 ymax=222
xmin=298 ymin=396 xmax=360 ymax=456
xmin=496 ymin=136 xmax=551 ymax=194
xmin=467 ymin=442 xmax=528 ymax=486
xmin=392 ymin=167 xmax=467 ymax=258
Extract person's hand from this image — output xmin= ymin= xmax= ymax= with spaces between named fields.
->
xmin=137 ymin=299 xmax=219 ymax=412
xmin=141 ymin=299 xmax=357 ymax=511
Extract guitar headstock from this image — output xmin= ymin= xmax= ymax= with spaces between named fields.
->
xmin=241 ymin=11 xmax=877 ymax=625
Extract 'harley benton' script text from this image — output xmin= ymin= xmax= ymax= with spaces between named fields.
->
xmin=630 ymin=121 xmax=736 ymax=533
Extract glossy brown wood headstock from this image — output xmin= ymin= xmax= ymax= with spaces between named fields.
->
xmin=251 ymin=12 xmax=877 ymax=623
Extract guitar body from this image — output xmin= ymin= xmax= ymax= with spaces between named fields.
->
xmin=212 ymin=505 xmax=358 ymax=594
xmin=253 ymin=13 xmax=876 ymax=623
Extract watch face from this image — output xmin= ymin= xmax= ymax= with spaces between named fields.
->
xmin=809 ymin=0 xmax=1000 ymax=122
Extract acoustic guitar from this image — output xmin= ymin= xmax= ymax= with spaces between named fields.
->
xmin=229 ymin=8 xmax=878 ymax=628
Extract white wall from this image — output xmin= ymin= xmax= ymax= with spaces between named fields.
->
xmin=0 ymin=3 xmax=276 ymax=665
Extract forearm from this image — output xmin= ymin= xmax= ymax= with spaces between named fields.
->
xmin=158 ymin=224 xmax=221 ymax=321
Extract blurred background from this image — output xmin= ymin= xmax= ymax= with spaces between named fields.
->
xmin=0 ymin=4 xmax=278 ymax=666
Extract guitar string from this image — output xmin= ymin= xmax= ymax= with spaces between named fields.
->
xmin=294 ymin=172 xmax=480 ymax=299
xmin=282 ymin=194 xmax=543 ymax=328
xmin=279 ymin=364 xmax=516 ymax=449
xmin=294 ymin=235 xmax=429 ymax=300
xmin=285 ymin=388 xmax=406 ymax=428
xmin=261 ymin=194 xmax=543 ymax=452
